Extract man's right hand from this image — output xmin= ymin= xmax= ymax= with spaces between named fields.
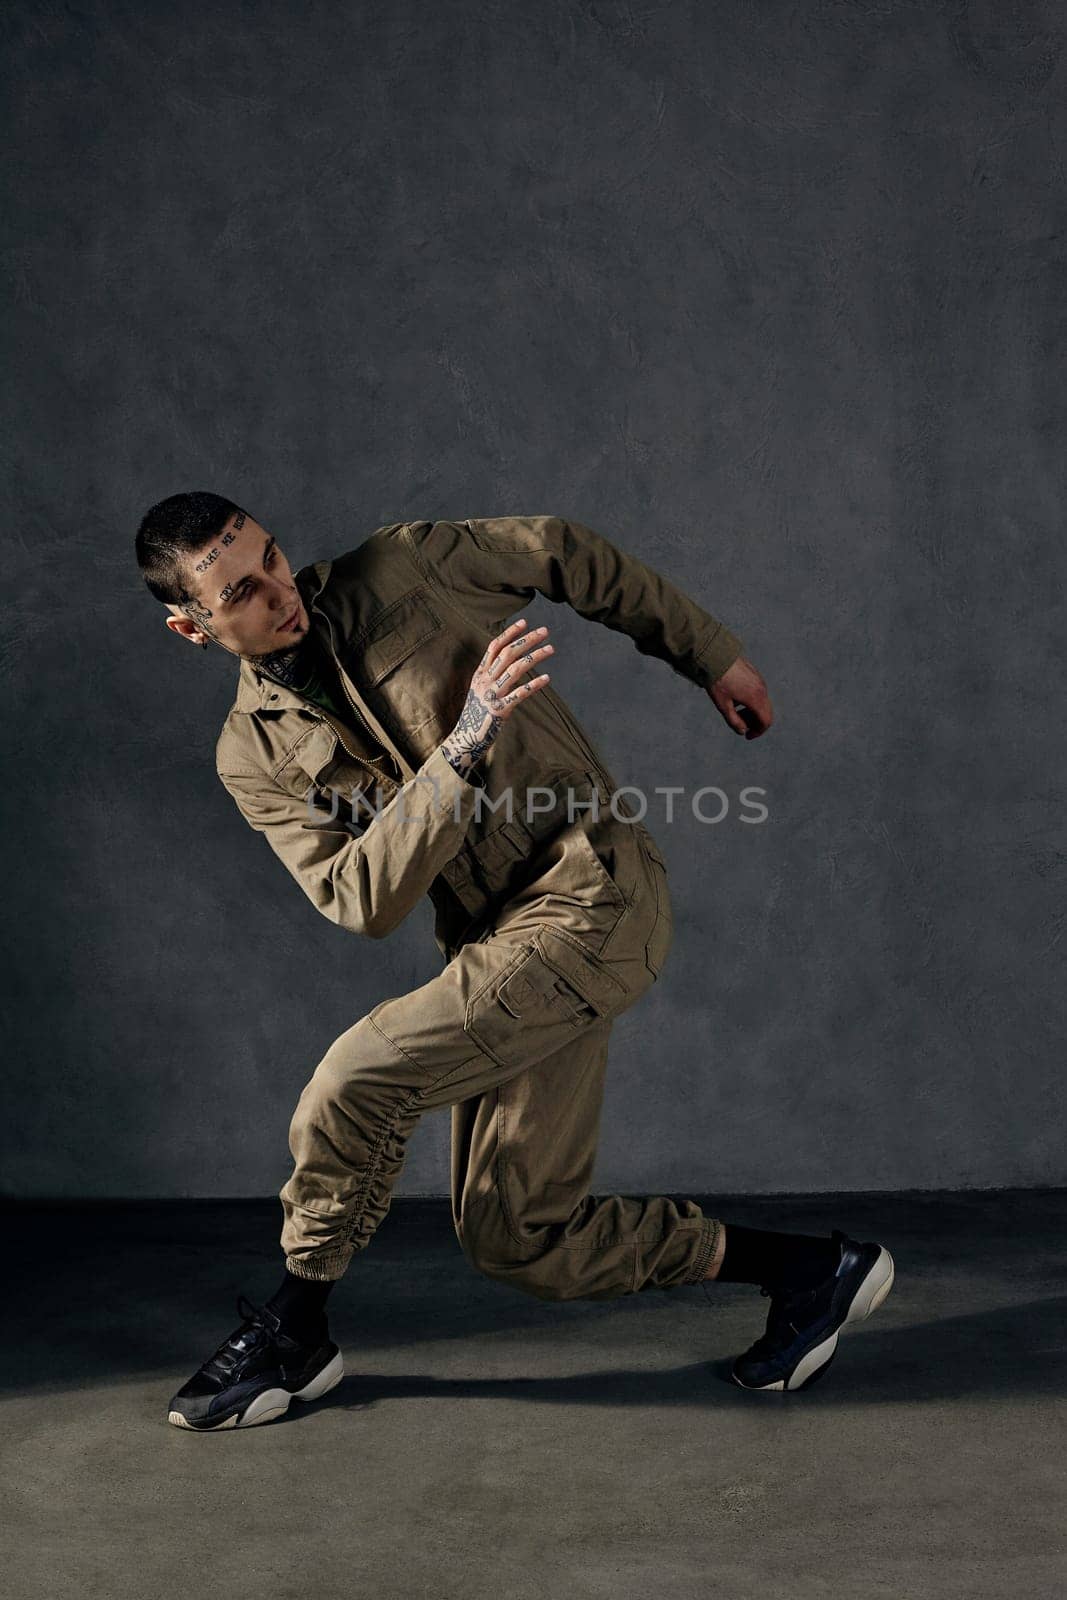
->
xmin=440 ymin=619 xmax=554 ymax=779
xmin=707 ymin=655 xmax=774 ymax=739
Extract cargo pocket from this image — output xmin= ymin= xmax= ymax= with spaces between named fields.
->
xmin=464 ymin=925 xmax=628 ymax=1070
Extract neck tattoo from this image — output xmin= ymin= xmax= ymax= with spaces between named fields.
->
xmin=251 ymin=635 xmax=314 ymax=688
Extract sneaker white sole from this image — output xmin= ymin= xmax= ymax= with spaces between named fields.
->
xmin=736 ymin=1245 xmax=895 ymax=1393
xmin=168 ymin=1348 xmax=345 ymax=1431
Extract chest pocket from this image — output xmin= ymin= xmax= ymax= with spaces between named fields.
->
xmin=284 ymin=720 xmax=400 ymax=833
xmin=344 ymin=588 xmax=474 ymax=760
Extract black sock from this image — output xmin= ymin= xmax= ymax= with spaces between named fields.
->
xmin=265 ymin=1269 xmax=336 ymax=1337
xmin=716 ymin=1223 xmax=842 ymax=1292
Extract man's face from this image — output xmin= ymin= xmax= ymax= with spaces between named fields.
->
xmin=164 ymin=510 xmax=309 ymax=658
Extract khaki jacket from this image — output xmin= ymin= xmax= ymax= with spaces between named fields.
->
xmin=214 ymin=516 xmax=743 ymax=957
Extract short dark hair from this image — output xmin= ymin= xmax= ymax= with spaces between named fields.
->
xmin=135 ymin=491 xmax=246 ymax=605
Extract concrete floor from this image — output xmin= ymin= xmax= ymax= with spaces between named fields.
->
xmin=3 ymin=1189 xmax=1065 ymax=1599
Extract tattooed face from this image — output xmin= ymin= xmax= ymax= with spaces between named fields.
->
xmin=163 ymin=510 xmax=310 ymax=662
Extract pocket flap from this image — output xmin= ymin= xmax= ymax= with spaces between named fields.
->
xmin=276 ymin=720 xmax=340 ymax=787
xmin=497 ymin=948 xmax=566 ymax=1018
xmin=354 ymin=590 xmax=443 ymax=686
xmin=532 ymin=926 xmax=627 ymax=1016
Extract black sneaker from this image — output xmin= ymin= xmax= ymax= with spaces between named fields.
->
xmin=167 ymin=1293 xmax=344 ymax=1431
xmin=730 ymin=1229 xmax=895 ymax=1392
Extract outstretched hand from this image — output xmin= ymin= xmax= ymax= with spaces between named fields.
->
xmin=440 ymin=618 xmax=554 ymax=779
xmin=707 ymin=656 xmax=774 ymax=739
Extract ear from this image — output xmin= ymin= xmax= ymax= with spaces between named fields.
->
xmin=165 ymin=612 xmax=209 ymax=647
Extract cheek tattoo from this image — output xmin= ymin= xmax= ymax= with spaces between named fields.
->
xmin=179 ymin=591 xmax=219 ymax=642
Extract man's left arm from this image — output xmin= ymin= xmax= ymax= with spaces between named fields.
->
xmin=404 ymin=514 xmax=773 ymax=738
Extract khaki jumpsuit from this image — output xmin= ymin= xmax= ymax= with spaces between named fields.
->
xmin=214 ymin=517 xmax=744 ymax=1298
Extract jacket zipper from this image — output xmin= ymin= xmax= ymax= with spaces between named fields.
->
xmin=289 ymin=608 xmax=398 ymax=787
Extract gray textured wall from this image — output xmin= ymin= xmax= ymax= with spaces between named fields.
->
xmin=3 ymin=1 xmax=1063 ymax=1199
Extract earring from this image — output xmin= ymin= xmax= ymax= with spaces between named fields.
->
xmin=201 ymin=640 xmax=209 ymax=651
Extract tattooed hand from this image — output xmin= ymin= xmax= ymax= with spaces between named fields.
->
xmin=440 ymin=619 xmax=554 ymax=780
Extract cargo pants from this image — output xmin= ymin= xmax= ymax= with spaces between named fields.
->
xmin=278 ymin=804 xmax=725 ymax=1299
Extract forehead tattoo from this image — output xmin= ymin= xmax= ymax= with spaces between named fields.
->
xmin=193 ymin=511 xmax=244 ymax=576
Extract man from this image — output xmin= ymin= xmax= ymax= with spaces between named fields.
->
xmin=135 ymin=493 xmax=894 ymax=1428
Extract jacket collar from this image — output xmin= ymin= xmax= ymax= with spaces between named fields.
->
xmin=233 ymin=558 xmax=332 ymax=713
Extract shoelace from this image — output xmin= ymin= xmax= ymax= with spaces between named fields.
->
xmin=749 ymin=1281 xmax=828 ymax=1349
xmin=202 ymin=1293 xmax=282 ymax=1380
xmin=700 ymin=1277 xmax=821 ymax=1346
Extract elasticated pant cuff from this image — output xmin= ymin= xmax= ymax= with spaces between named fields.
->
xmin=284 ymin=1249 xmax=353 ymax=1283
xmin=681 ymin=1216 xmax=723 ymax=1285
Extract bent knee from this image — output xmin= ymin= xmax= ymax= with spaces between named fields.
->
xmin=469 ymin=1248 xmax=576 ymax=1302
xmin=459 ymin=1198 xmax=582 ymax=1302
